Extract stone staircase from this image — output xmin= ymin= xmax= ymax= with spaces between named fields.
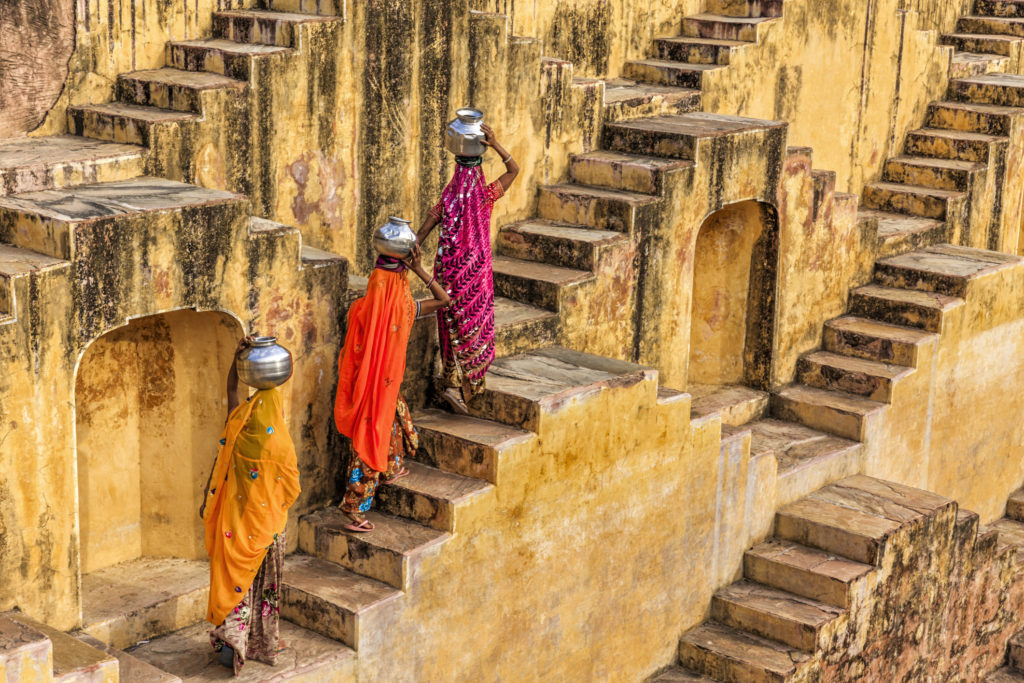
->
xmin=861 ymin=0 xmax=1024 ymax=255
xmin=621 ymin=0 xmax=783 ymax=104
xmin=62 ymin=8 xmax=342 ymax=208
xmin=85 ymin=346 xmax=681 ymax=678
xmin=987 ymin=488 xmax=1024 ymax=680
xmin=654 ymin=476 xmax=1024 ymax=682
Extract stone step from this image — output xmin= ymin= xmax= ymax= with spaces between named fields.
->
xmin=75 ymin=633 xmax=181 ymax=682
xmin=497 ymin=219 xmax=628 ymax=271
xmin=958 ymin=15 xmax=1024 ymax=38
xmin=774 ymin=496 xmax=901 ymax=565
xmin=569 ymin=150 xmax=694 ymax=195
xmin=796 ymin=350 xmax=912 ymax=403
xmin=940 ymin=32 xmax=1024 ymax=57
xmin=213 ymin=9 xmax=340 ymax=48
xmin=264 ymin=0 xmax=345 ymax=16
xmin=874 ymin=244 xmax=1021 ymax=297
xmin=80 ymin=557 xmax=208 ymax=650
xmin=623 ymin=59 xmax=725 ymax=89
xmin=925 ymin=100 xmax=1024 ymax=136
xmin=744 ymin=537 xmax=874 ymax=608
xmin=988 ymin=517 xmax=1024 ymax=560
xmin=823 ymin=315 xmax=936 ymax=367
xmin=683 ymin=13 xmax=774 ymax=42
xmin=376 ymin=460 xmax=493 ymax=532
xmin=711 ymin=580 xmax=844 ymax=652
xmin=413 ymin=408 xmax=534 ymax=484
xmin=882 ymin=155 xmax=985 ymax=192
xmin=129 ymin=618 xmax=356 ymax=680
xmin=600 ymin=79 xmax=702 ymax=122
xmin=951 ymin=50 xmax=1010 ymax=79
xmin=978 ymin=0 xmax=1024 ymax=18
xmin=771 ymin=384 xmax=885 ymax=442
xmin=298 ymin=507 xmax=449 ymax=589
xmin=706 ymin=0 xmax=785 ymax=18
xmin=678 ymin=621 xmax=811 ymax=683
xmin=471 ymin=346 xmax=652 ymax=432
xmin=603 ymin=112 xmax=785 ymax=160
xmin=491 ymin=254 xmax=594 ymax=311
xmin=1010 ymin=629 xmax=1024 ymax=669
xmin=951 ymin=72 xmax=1024 ymax=106
xmin=857 ymin=208 xmax=946 ymax=254
xmin=689 ymin=383 xmax=769 ymax=426
xmin=280 ymin=554 xmax=402 ymax=650
xmin=168 ymin=38 xmax=292 ymax=80
xmin=0 ymin=135 xmax=145 ymax=196
xmin=905 ymin=126 xmax=1006 ymax=163
xmin=1007 ymin=487 xmax=1024 ymax=522
xmin=654 ymin=36 xmax=750 ymax=66
xmin=4 ymin=612 xmax=118 ymax=682
xmin=0 ymin=613 xmax=52 ymax=681
xmin=0 ymin=244 xmax=69 ymax=324
xmin=650 ymin=666 xmax=717 ymax=682
xmin=117 ymin=67 xmax=246 ymax=114
xmin=493 ymin=295 xmax=558 ymax=357
xmin=848 ymin=283 xmax=963 ymax=332
xmin=747 ymin=418 xmax=862 ymax=504
xmin=67 ymin=102 xmax=199 ymax=147
xmin=988 ymin=667 xmax=1024 ymax=682
xmin=862 ymin=181 xmax=966 ymax=221
xmin=537 ymin=183 xmax=660 ymax=233
xmin=0 ymin=176 xmax=246 ymax=260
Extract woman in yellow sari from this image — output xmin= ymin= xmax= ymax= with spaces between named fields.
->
xmin=200 ymin=338 xmax=300 ymax=675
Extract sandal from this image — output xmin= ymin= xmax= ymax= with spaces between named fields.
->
xmin=384 ymin=468 xmax=410 ymax=483
xmin=343 ymin=515 xmax=375 ymax=533
xmin=441 ymin=388 xmax=470 ymax=416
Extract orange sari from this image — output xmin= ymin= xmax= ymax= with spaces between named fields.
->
xmin=203 ymin=388 xmax=300 ymax=625
xmin=334 ymin=267 xmax=415 ymax=472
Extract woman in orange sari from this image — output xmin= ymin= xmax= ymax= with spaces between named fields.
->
xmin=335 ymin=244 xmax=450 ymax=531
xmin=200 ymin=339 xmax=300 ymax=674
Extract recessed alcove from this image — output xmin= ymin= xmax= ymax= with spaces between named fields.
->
xmin=688 ymin=200 xmax=778 ymax=419
xmin=74 ymin=309 xmax=241 ymax=644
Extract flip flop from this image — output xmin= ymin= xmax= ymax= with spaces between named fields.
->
xmin=441 ymin=388 xmax=470 ymax=416
xmin=384 ymin=468 xmax=410 ymax=483
xmin=343 ymin=518 xmax=375 ymax=533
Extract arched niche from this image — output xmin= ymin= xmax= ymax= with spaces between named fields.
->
xmin=688 ymin=200 xmax=778 ymax=392
xmin=75 ymin=309 xmax=242 ymax=574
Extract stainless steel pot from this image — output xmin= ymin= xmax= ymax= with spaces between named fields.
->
xmin=445 ymin=107 xmax=486 ymax=157
xmin=372 ymin=216 xmax=417 ymax=258
xmin=236 ymin=336 xmax=293 ymax=389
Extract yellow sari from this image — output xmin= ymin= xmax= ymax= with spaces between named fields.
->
xmin=202 ymin=388 xmax=300 ymax=625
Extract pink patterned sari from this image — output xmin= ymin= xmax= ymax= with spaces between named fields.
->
xmin=430 ymin=162 xmax=505 ymax=401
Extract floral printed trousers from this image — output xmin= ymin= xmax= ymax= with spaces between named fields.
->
xmin=341 ymin=395 xmax=418 ymax=517
xmin=210 ymin=531 xmax=285 ymax=676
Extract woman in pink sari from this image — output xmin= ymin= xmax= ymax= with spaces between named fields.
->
xmin=417 ymin=123 xmax=519 ymax=413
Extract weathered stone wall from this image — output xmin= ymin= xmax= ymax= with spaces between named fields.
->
xmin=817 ymin=498 xmax=1024 ymax=681
xmin=0 ymin=0 xmax=75 ymax=137
xmin=0 ymin=191 xmax=348 ymax=630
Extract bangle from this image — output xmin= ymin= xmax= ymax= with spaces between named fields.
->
xmin=426 ymin=275 xmax=435 ymax=288
xmin=502 ymin=153 xmax=513 ymax=164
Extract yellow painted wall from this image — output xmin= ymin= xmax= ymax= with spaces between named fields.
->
xmin=689 ymin=201 xmax=765 ymax=386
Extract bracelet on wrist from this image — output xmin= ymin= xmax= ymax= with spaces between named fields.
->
xmin=502 ymin=153 xmax=513 ymax=164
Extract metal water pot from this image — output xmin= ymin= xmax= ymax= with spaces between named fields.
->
xmin=236 ymin=336 xmax=293 ymax=389
xmin=372 ymin=216 xmax=417 ymax=258
xmin=445 ymin=107 xmax=486 ymax=156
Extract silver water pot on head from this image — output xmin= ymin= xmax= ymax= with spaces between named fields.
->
xmin=236 ymin=336 xmax=293 ymax=389
xmin=372 ymin=216 xmax=417 ymax=258
xmin=445 ymin=107 xmax=486 ymax=157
